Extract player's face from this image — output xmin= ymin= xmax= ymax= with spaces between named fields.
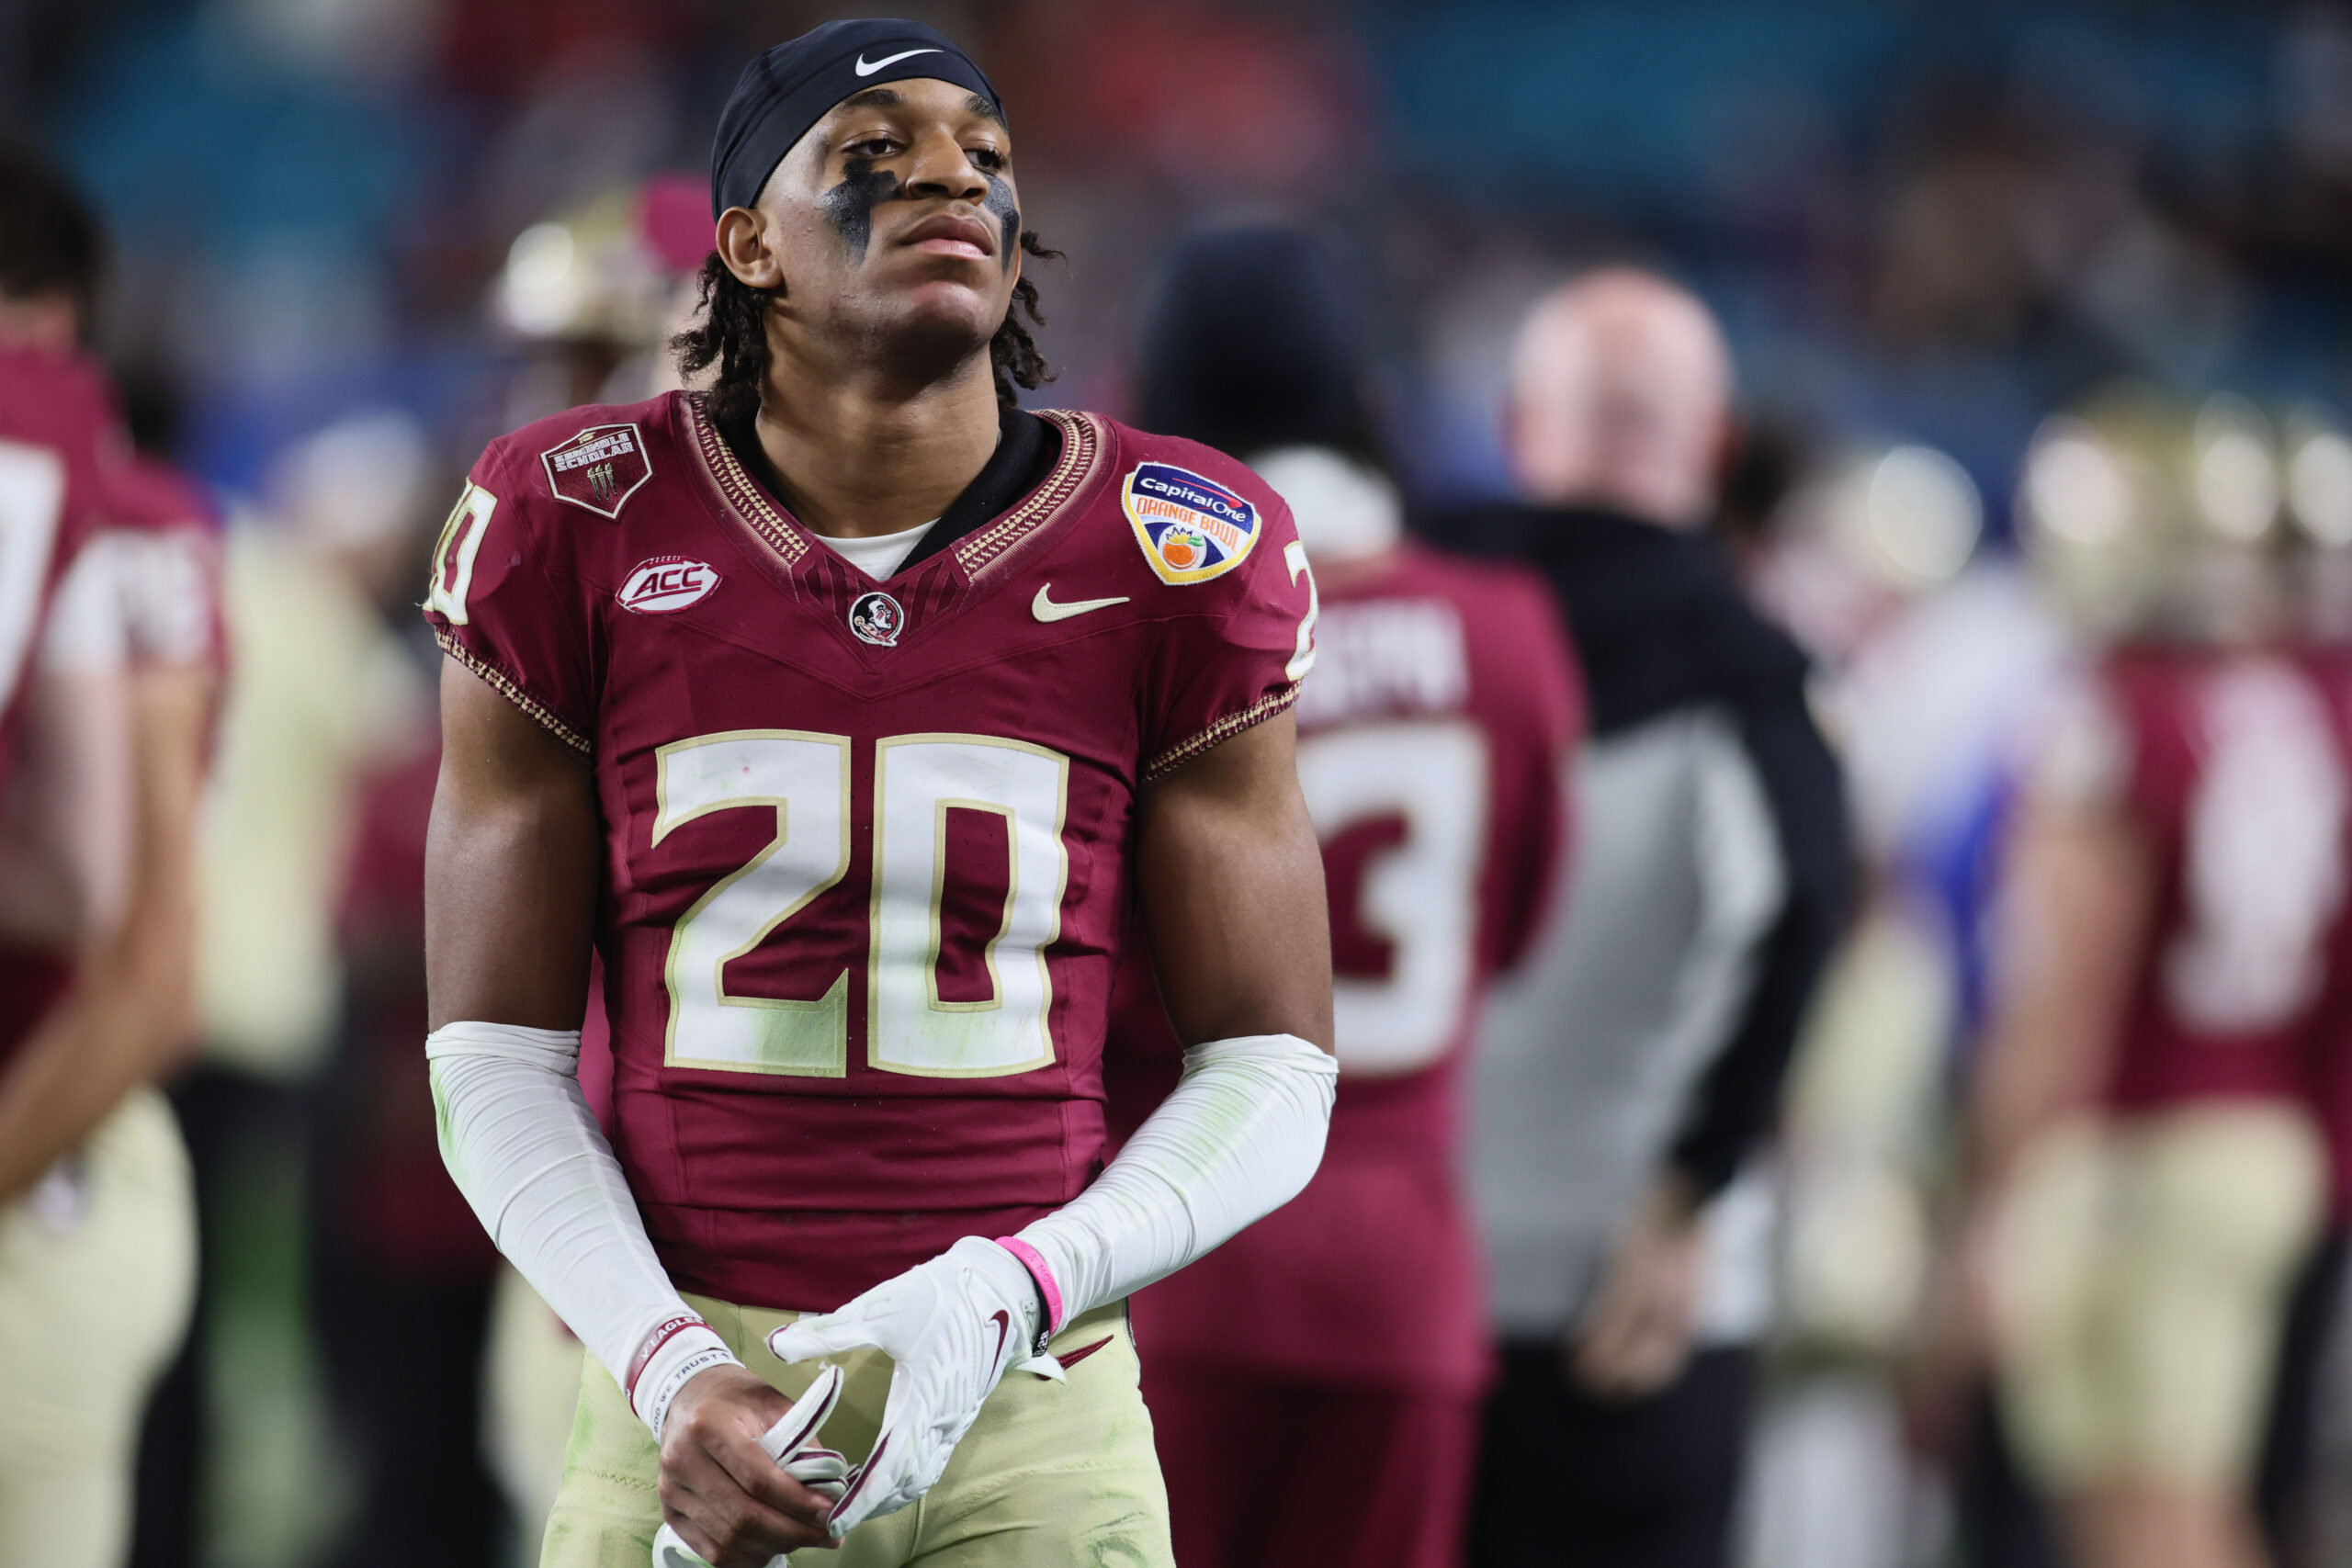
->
xmin=763 ymin=79 xmax=1021 ymax=367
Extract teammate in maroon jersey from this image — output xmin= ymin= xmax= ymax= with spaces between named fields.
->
xmin=1104 ymin=224 xmax=1582 ymax=1568
xmin=423 ymin=22 xmax=1335 ymax=1568
xmin=1962 ymin=396 xmax=2341 ymax=1568
xmin=0 ymin=147 xmax=213 ymax=1564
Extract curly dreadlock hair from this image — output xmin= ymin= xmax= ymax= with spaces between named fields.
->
xmin=671 ymin=231 xmax=1059 ymax=428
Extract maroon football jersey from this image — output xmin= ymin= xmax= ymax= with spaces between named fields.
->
xmin=424 ymin=391 xmax=1312 ymax=1310
xmin=2064 ymin=647 xmax=2352 ymax=1116
xmin=0 ymin=345 xmax=124 ymax=1073
xmin=1112 ymin=541 xmax=1581 ymax=1392
xmin=0 ymin=345 xmax=115 ymax=776
xmin=102 ymin=452 xmax=225 ymax=672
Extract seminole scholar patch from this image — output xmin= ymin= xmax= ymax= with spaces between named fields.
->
xmin=1122 ymin=462 xmax=1260 ymax=585
xmin=542 ymin=423 xmax=651 ymax=518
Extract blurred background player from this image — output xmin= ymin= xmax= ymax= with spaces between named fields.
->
xmin=127 ymin=406 xmax=436 ymax=1568
xmin=1957 ymin=391 xmax=2346 ymax=1568
xmin=1453 ymin=268 xmax=1851 ymax=1568
xmin=1723 ymin=434 xmax=2068 ymax=1568
xmin=1105 ymin=221 xmax=1583 ymax=1568
xmin=0 ymin=145 xmax=218 ymax=1568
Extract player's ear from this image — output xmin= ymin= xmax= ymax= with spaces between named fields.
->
xmin=716 ymin=206 xmax=785 ymax=293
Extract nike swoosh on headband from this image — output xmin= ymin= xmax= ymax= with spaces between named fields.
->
xmin=855 ymin=47 xmax=942 ymax=76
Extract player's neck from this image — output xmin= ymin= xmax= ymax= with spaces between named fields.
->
xmin=752 ymin=353 xmax=1001 ymax=540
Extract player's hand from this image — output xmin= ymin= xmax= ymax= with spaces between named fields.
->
xmin=1567 ymin=1174 xmax=1707 ymax=1400
xmin=656 ymin=1361 xmax=844 ymax=1565
xmin=767 ymin=1236 xmax=1052 ymax=1538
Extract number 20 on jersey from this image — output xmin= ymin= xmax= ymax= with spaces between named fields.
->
xmin=656 ymin=728 xmax=1069 ymax=1081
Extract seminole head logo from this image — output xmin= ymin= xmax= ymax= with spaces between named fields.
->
xmin=1122 ymin=462 xmax=1260 ymax=586
xmin=848 ymin=589 xmax=905 ymax=647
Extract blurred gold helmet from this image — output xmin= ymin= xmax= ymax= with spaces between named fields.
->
xmin=2283 ymin=402 xmax=2352 ymax=638
xmin=2017 ymin=386 xmax=2319 ymax=643
xmin=1749 ymin=440 xmax=1984 ymax=666
xmin=488 ymin=174 xmax=708 ymax=421
xmin=490 ymin=174 xmax=707 ymax=350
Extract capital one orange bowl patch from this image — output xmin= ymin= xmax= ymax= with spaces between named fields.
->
xmin=1122 ymin=462 xmax=1260 ymax=585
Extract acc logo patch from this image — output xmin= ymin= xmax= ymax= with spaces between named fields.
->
xmin=542 ymin=423 xmax=651 ymax=518
xmin=616 ymin=556 xmax=719 ymax=615
xmin=1122 ymin=462 xmax=1260 ymax=585
xmin=848 ymin=590 xmax=905 ymax=647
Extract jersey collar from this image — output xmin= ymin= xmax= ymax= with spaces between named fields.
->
xmin=684 ymin=393 xmax=1102 ymax=587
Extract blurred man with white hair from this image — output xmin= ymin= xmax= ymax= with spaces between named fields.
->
xmin=1454 ymin=268 xmax=1851 ymax=1568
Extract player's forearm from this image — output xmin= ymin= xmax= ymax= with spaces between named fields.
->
xmin=1000 ymin=719 xmax=1340 ymax=1327
xmin=0 ymin=971 xmax=175 ymax=1199
xmin=428 ymin=1022 xmax=732 ymax=1433
xmin=0 ymin=882 xmax=199 ymax=1197
xmin=1011 ymin=1032 xmax=1336 ymax=1327
xmin=0 ymin=671 xmax=209 ymax=1201
xmin=1967 ymin=809 xmax=2149 ymax=1192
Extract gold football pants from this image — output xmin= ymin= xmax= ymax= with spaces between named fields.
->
xmin=0 ymin=1088 xmax=197 ymax=1568
xmin=541 ymin=1292 xmax=1172 ymax=1568
xmin=1995 ymin=1103 xmax=2324 ymax=1491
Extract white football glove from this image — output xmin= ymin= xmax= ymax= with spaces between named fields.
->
xmin=767 ymin=1236 xmax=1061 ymax=1538
xmin=650 ymin=1364 xmax=849 ymax=1568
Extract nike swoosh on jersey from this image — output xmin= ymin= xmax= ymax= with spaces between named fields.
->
xmin=855 ymin=47 xmax=941 ymax=75
xmin=1032 ymin=586 xmax=1131 ymax=622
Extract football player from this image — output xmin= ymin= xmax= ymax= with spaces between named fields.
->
xmin=1104 ymin=223 xmax=1583 ymax=1568
xmin=422 ymin=21 xmax=1336 ymax=1568
xmin=0 ymin=147 xmax=214 ymax=1566
xmin=1964 ymin=392 xmax=2340 ymax=1568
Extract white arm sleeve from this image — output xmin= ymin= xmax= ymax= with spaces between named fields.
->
xmin=426 ymin=1021 xmax=739 ymax=1434
xmin=1010 ymin=1032 xmax=1336 ymax=1326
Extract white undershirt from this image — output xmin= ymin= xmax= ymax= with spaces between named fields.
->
xmin=811 ymin=520 xmax=935 ymax=581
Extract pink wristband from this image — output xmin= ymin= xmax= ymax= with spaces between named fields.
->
xmin=995 ymin=1235 xmax=1064 ymax=1334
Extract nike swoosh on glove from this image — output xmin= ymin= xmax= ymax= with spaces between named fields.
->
xmin=767 ymin=1237 xmax=1059 ymax=1539
xmin=650 ymin=1366 xmax=849 ymax=1568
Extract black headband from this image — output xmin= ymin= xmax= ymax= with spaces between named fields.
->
xmin=708 ymin=18 xmax=1006 ymax=220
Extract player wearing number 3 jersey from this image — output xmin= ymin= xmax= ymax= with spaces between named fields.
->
xmin=423 ymin=19 xmax=1335 ymax=1568
xmin=1103 ymin=224 xmax=1583 ymax=1568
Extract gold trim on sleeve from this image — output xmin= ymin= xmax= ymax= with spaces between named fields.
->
xmin=1141 ymin=683 xmax=1300 ymax=784
xmin=433 ymin=629 xmax=592 ymax=756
